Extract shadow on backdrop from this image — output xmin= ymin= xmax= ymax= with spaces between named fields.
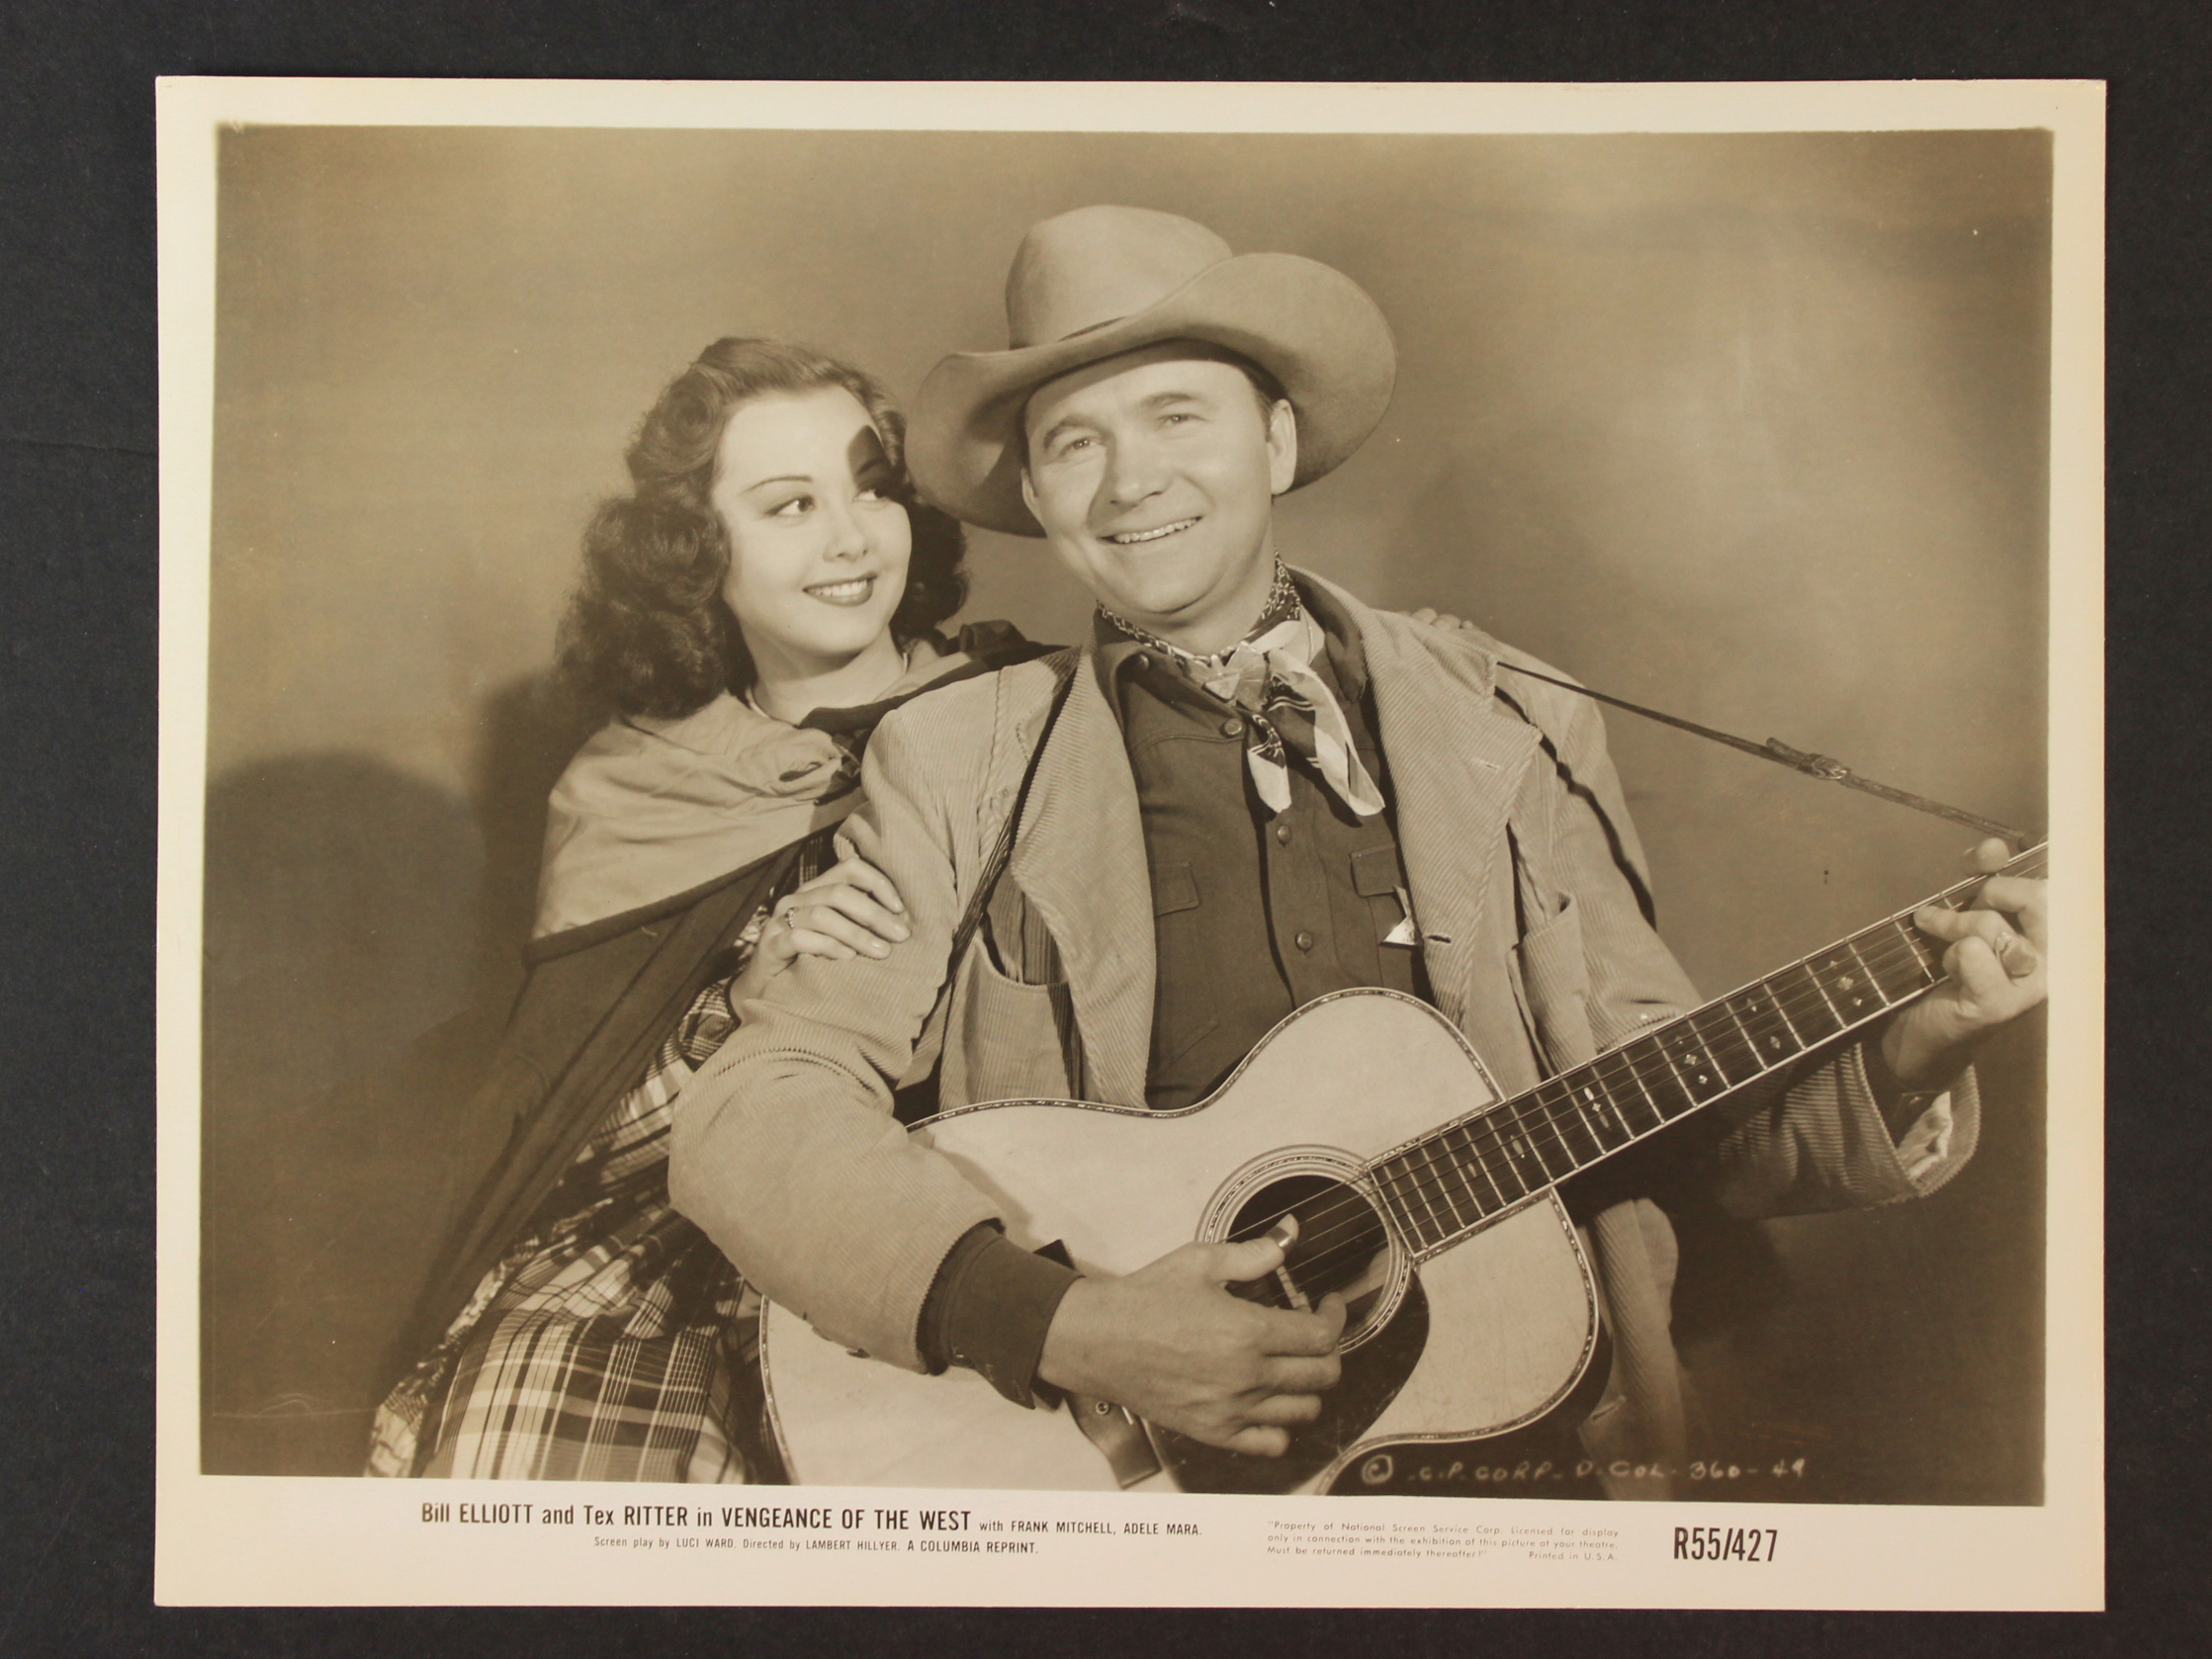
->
xmin=1673 ymin=1021 xmax=2047 ymax=1506
xmin=201 ymin=673 xmax=596 ymax=1474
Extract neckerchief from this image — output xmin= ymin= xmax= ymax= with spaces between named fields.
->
xmin=1098 ymin=563 xmax=1384 ymax=820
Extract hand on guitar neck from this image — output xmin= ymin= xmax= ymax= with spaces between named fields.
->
xmin=1035 ymin=1219 xmax=1349 ymax=1457
xmin=1881 ymin=837 xmax=2051 ymax=1088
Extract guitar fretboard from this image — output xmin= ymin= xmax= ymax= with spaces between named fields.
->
xmin=1366 ymin=843 xmax=2046 ymax=1257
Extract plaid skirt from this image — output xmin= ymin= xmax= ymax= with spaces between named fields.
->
xmin=367 ymin=957 xmax=776 ymax=1483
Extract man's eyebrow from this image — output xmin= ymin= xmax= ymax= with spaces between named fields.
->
xmin=1034 ymin=389 xmax=1214 ymax=452
xmin=1031 ymin=413 xmax=1094 ymax=452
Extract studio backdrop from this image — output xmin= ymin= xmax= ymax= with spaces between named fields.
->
xmin=198 ymin=123 xmax=2049 ymax=1500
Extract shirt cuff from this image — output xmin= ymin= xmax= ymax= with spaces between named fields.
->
xmin=1863 ymin=1031 xmax=1962 ymax=1134
xmin=1861 ymin=1033 xmax=1961 ymax=1184
xmin=917 ymin=1222 xmax=1081 ymax=1407
xmin=1891 ymin=1094 xmax=1959 ymax=1185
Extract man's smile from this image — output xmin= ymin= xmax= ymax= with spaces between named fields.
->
xmin=1104 ymin=518 xmax=1199 ymax=546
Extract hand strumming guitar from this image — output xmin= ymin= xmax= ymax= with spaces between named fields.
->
xmin=1035 ymin=1221 xmax=1347 ymax=1457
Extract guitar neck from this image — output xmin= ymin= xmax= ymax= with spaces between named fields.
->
xmin=1368 ymin=841 xmax=2047 ymax=1256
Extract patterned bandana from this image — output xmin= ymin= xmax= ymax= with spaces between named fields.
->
xmin=1099 ymin=563 xmax=1385 ymax=820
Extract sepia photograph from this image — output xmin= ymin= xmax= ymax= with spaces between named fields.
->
xmin=155 ymin=78 xmax=2100 ymax=1608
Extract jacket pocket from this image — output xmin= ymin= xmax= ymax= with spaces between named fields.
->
xmin=941 ymin=937 xmax=1077 ymax=1106
xmin=1506 ymin=893 xmax=1596 ymax=1075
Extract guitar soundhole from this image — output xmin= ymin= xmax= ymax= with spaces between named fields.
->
xmin=1222 ymin=1175 xmax=1398 ymax=1348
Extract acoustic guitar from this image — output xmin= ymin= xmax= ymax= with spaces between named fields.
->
xmin=761 ymin=842 xmax=2044 ymax=1494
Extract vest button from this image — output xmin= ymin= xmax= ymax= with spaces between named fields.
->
xmin=1220 ymin=716 xmax=1245 ymax=738
xmin=1274 ymin=822 xmax=1293 ymax=845
xmin=1294 ymin=929 xmax=1316 ymax=952
xmin=1134 ymin=654 xmax=1152 ymax=671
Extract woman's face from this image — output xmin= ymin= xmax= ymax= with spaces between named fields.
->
xmin=710 ymin=388 xmax=914 ymax=681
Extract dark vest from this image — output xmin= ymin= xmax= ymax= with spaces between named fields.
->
xmin=1111 ymin=631 xmax=1429 ymax=1110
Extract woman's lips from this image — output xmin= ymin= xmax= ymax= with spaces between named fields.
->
xmin=805 ymin=574 xmax=877 ymax=606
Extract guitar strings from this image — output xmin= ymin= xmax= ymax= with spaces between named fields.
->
xmin=1227 ymin=845 xmax=2047 ymax=1283
xmin=1233 ymin=917 xmax=1936 ymax=1281
xmin=1239 ymin=859 xmax=2048 ymax=1300
xmin=1264 ymin=911 xmax=1987 ymax=1287
xmin=1303 ymin=842 xmax=2049 ymax=1261
xmin=1219 ymin=846 xmax=2048 ymax=1300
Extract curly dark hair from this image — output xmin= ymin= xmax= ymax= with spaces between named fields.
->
xmin=557 ymin=338 xmax=969 ymax=721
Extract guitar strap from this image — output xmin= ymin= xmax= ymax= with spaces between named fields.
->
xmin=950 ymin=652 xmax=1082 ymax=974
xmin=1493 ymin=660 xmax=2037 ymax=845
xmin=897 ymin=652 xmax=1082 ymax=1109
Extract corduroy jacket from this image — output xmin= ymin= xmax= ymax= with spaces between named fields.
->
xmin=669 ymin=570 xmax=1977 ymax=1493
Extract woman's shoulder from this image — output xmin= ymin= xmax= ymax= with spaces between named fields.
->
xmin=619 ymin=690 xmax=828 ymax=768
xmin=559 ymin=691 xmax=849 ymax=801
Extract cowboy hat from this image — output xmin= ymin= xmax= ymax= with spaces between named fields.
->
xmin=907 ymin=205 xmax=1396 ymax=537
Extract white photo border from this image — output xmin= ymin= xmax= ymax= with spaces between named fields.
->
xmin=154 ymin=75 xmax=2104 ymax=1610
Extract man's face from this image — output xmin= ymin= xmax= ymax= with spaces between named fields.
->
xmin=1020 ymin=343 xmax=1296 ymax=655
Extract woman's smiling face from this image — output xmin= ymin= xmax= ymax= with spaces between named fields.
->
xmin=710 ymin=388 xmax=914 ymax=682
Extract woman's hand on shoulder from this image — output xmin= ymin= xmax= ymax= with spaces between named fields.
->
xmin=731 ymin=854 xmax=912 ymax=1001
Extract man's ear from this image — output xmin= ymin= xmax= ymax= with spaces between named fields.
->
xmin=1266 ymin=399 xmax=1298 ymax=496
xmin=1018 ymin=463 xmax=1040 ymax=521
